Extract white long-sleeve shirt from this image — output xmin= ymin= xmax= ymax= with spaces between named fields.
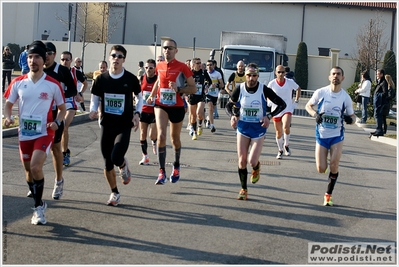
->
xmin=355 ymin=79 xmax=371 ymax=97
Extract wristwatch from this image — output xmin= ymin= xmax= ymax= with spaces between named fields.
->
xmin=266 ymin=113 xmax=272 ymax=120
xmin=134 ymin=111 xmax=140 ymax=116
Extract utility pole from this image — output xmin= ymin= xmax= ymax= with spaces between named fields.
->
xmin=68 ymin=3 xmax=72 ymax=51
xmin=154 ymin=24 xmax=157 ymax=60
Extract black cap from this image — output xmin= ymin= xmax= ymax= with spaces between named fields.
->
xmin=28 ymin=40 xmax=47 ymax=62
xmin=44 ymin=42 xmax=56 ymax=53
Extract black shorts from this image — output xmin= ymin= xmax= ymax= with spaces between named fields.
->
xmin=140 ymin=111 xmax=156 ymax=124
xmin=205 ymin=95 xmax=218 ymax=105
xmin=53 ymin=120 xmax=65 ymax=144
xmin=155 ymin=105 xmax=185 ymax=123
xmin=188 ymin=95 xmax=204 ymax=106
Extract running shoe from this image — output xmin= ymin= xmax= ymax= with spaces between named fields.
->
xmin=27 ymin=190 xmax=33 ymax=198
xmin=119 ymin=158 xmax=131 ymax=185
xmin=205 ymin=116 xmax=210 ymax=128
xmin=189 ymin=126 xmax=194 ymax=136
xmin=251 ymin=167 xmax=260 ymax=184
xmin=284 ymin=145 xmax=291 ymax=156
xmin=107 ymin=192 xmax=120 ymax=206
xmin=211 ymin=126 xmax=216 ymax=133
xmin=155 ymin=169 xmax=167 ymax=185
xmin=63 ymin=150 xmax=71 ymax=166
xmin=152 ymin=143 xmax=157 ymax=155
xmin=198 ymin=125 xmax=203 ymax=136
xmin=31 ymin=201 xmax=47 ymax=225
xmin=237 ymin=189 xmax=248 ymax=200
xmin=192 ymin=132 xmax=197 ymax=140
xmin=52 ymin=178 xmax=64 ymax=200
xmin=170 ymin=165 xmax=180 ymax=183
xmin=323 ymin=193 xmax=333 ymax=206
xmin=276 ymin=150 xmax=283 ymax=159
xmin=186 ymin=124 xmax=191 ymax=130
xmin=139 ymin=154 xmax=150 ymax=165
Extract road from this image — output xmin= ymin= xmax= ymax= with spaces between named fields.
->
xmin=2 ymin=100 xmax=397 ymax=265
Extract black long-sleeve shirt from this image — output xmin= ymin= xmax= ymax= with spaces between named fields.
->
xmin=44 ymin=62 xmax=77 ymax=98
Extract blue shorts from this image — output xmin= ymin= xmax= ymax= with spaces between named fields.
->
xmin=316 ymin=135 xmax=344 ymax=149
xmin=237 ymin=120 xmax=266 ymax=139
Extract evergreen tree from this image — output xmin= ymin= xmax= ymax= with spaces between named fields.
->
xmin=294 ymin=42 xmax=308 ymax=89
xmin=382 ymin=50 xmax=396 ymax=85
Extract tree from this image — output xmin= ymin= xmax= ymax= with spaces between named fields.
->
xmin=355 ymin=12 xmax=389 ymax=73
xmin=382 ymin=50 xmax=396 ymax=85
xmin=56 ymin=3 xmax=123 ymax=63
xmin=294 ymin=42 xmax=308 ymax=89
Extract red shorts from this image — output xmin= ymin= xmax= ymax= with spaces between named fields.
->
xmin=19 ymin=135 xmax=54 ymax=162
xmin=273 ymin=112 xmax=292 ymax=122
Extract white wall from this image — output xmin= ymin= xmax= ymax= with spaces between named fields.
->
xmin=49 ymin=40 xmax=359 ymax=90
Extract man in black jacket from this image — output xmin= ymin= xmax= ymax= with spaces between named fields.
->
xmin=371 ymin=69 xmax=388 ymax=136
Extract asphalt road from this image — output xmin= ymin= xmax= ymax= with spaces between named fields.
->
xmin=2 ymin=101 xmax=397 ymax=265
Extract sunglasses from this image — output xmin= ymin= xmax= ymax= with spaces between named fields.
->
xmin=76 ymin=60 xmax=82 ymax=63
xmin=46 ymin=51 xmax=55 ymax=55
xmin=5 ymin=49 xmax=9 ymax=51
xmin=194 ymin=62 xmax=201 ymax=64
xmin=145 ymin=66 xmax=154 ymax=69
xmin=60 ymin=58 xmax=71 ymax=61
xmin=206 ymin=64 xmax=212 ymax=66
xmin=163 ymin=46 xmax=176 ymax=50
xmin=110 ymin=53 xmax=125 ymax=59
xmin=277 ymin=71 xmax=285 ymax=74
xmin=246 ymin=74 xmax=258 ymax=77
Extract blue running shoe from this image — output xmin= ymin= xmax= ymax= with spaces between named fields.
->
xmin=155 ymin=169 xmax=167 ymax=185
xmin=63 ymin=151 xmax=70 ymax=166
xmin=170 ymin=165 xmax=180 ymax=183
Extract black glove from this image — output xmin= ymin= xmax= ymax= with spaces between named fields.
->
xmin=315 ymin=112 xmax=324 ymax=124
xmin=343 ymin=115 xmax=353 ymax=124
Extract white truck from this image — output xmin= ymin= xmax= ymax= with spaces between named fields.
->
xmin=210 ymin=31 xmax=288 ymax=87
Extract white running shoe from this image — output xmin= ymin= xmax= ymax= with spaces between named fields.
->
xmin=107 ymin=193 xmax=120 ymax=206
xmin=276 ymin=150 xmax=283 ymax=159
xmin=52 ymin=178 xmax=64 ymax=200
xmin=119 ymin=158 xmax=131 ymax=185
xmin=31 ymin=201 xmax=47 ymax=225
xmin=284 ymin=145 xmax=291 ymax=156
xmin=139 ymin=154 xmax=150 ymax=165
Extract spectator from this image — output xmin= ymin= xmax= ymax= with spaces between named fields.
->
xmin=137 ymin=61 xmax=145 ymax=82
xmin=19 ymin=45 xmax=30 ymax=74
xmin=354 ymin=71 xmax=371 ymax=124
xmin=2 ymin=46 xmax=15 ymax=92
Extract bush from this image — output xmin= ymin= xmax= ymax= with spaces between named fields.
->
xmin=294 ymin=42 xmax=308 ymax=89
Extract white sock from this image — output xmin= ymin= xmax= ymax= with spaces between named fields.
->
xmin=284 ymin=133 xmax=290 ymax=147
xmin=276 ymin=137 xmax=284 ymax=151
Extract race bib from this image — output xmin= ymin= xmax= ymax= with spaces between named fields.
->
xmin=242 ymin=107 xmax=260 ymax=122
xmin=104 ymin=93 xmax=125 ymax=115
xmin=160 ymin=88 xmax=176 ymax=105
xmin=20 ymin=114 xmax=42 ymax=136
xmin=195 ymin=84 xmax=202 ymax=95
xmin=321 ymin=114 xmax=339 ymax=129
xmin=143 ymin=91 xmax=155 ymax=106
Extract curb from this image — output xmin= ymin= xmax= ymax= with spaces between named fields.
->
xmin=355 ymin=119 xmax=397 ymax=147
xmin=2 ymin=112 xmax=91 ymax=138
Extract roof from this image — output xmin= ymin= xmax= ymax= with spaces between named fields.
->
xmin=327 ymin=2 xmax=397 ymax=9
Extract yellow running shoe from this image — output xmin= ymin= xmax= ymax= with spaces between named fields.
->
xmin=192 ymin=133 xmax=197 ymax=140
xmin=237 ymin=189 xmax=248 ymax=200
xmin=198 ymin=126 xmax=203 ymax=136
xmin=251 ymin=168 xmax=260 ymax=184
xmin=323 ymin=193 xmax=333 ymax=206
